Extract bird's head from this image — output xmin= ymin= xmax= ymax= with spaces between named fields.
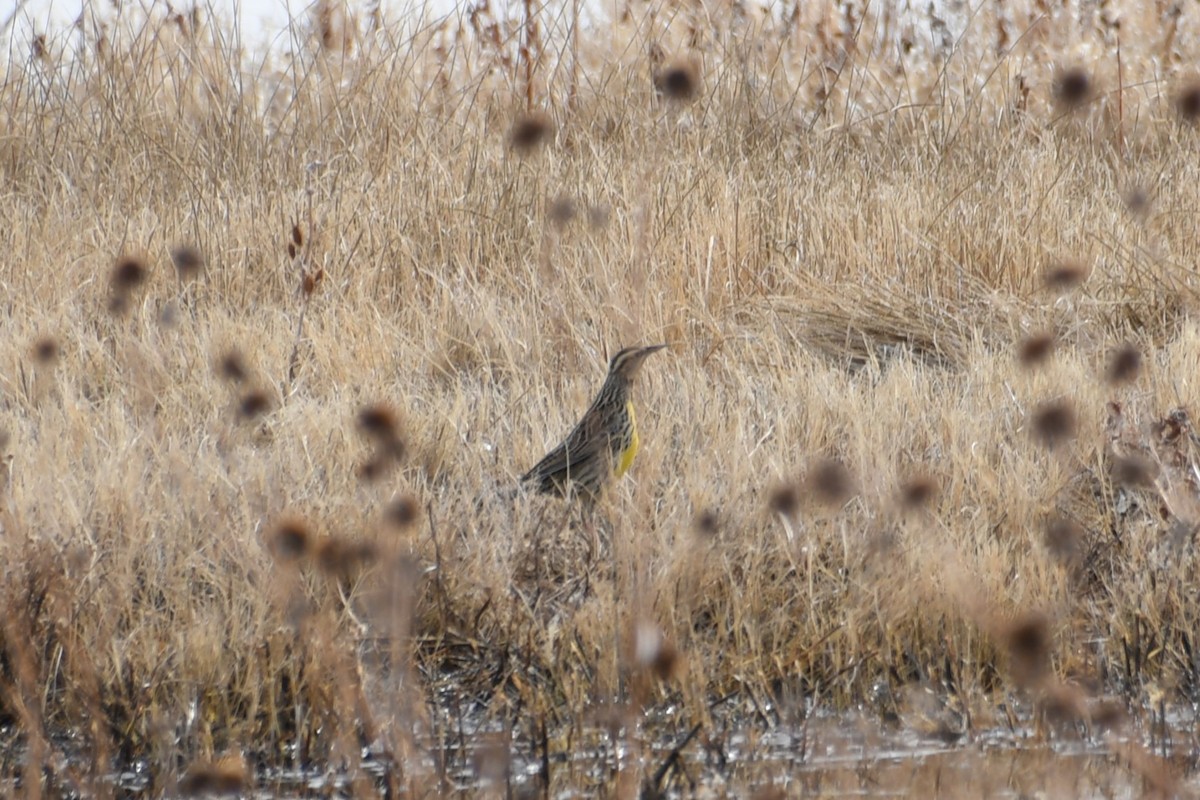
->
xmin=607 ymin=344 xmax=667 ymax=381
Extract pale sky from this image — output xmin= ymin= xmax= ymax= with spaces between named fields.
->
xmin=3 ymin=0 xmax=963 ymax=75
xmin=3 ymin=0 xmax=468 ymax=57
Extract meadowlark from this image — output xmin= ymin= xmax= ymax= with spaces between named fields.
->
xmin=521 ymin=344 xmax=667 ymax=500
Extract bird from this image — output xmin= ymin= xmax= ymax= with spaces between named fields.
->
xmin=520 ymin=344 xmax=667 ymax=501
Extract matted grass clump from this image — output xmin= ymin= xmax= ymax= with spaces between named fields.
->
xmin=3 ymin=0 xmax=1200 ymax=794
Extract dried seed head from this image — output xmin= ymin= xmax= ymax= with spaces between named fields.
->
xmin=1089 ymin=698 xmax=1127 ymax=732
xmin=649 ymin=639 xmax=680 ymax=681
xmin=111 ymin=257 xmax=149 ymax=292
xmin=108 ymin=257 xmax=149 ymax=315
xmin=383 ymin=437 xmax=406 ymax=461
xmin=1043 ymin=261 xmax=1088 ymax=293
xmin=299 ymin=268 xmax=324 ymax=297
xmin=31 ymin=336 xmax=60 ymax=366
xmin=1031 ymin=400 xmax=1077 ymax=447
xmin=178 ymin=753 xmax=249 ymax=796
xmin=647 ymin=40 xmax=665 ymax=67
xmin=634 ymin=621 xmax=682 ymax=681
xmin=808 ymin=459 xmax=855 ymax=506
xmin=1120 ymin=721 xmax=1182 ymax=794
xmin=316 ymin=0 xmax=355 ymax=52
xmin=1123 ymin=186 xmax=1150 ymax=217
xmin=750 ymin=788 xmax=788 ymax=800
xmin=510 ymin=111 xmax=553 ymax=152
xmin=170 ymin=245 xmax=204 ymax=279
xmin=1106 ymin=343 xmax=1142 ymax=385
xmin=693 ymin=508 xmax=719 ymax=538
xmin=655 ymin=59 xmax=699 ymax=101
xmin=314 ymin=536 xmax=378 ymax=577
xmin=358 ymin=404 xmax=399 ymax=440
xmin=291 ymin=224 xmax=304 ymax=247
xmin=1053 ymin=66 xmax=1091 ymax=107
xmin=217 ymin=351 xmax=248 ymax=383
xmin=1017 ymin=333 xmax=1056 ymax=367
xmin=1176 ymin=81 xmax=1200 ymax=121
xmin=357 ymin=454 xmax=394 ymax=482
xmin=238 ymin=389 xmax=272 ymax=420
xmin=1043 ymin=516 xmax=1083 ymax=566
xmin=899 ymin=474 xmax=938 ymax=510
xmin=768 ymin=484 xmax=799 ymax=517
xmin=1111 ymin=454 xmax=1158 ymax=488
xmin=269 ymin=517 xmax=312 ymax=562
xmin=354 ymin=405 xmax=406 ymax=474
xmin=1004 ymin=612 xmax=1051 ymax=688
xmin=548 ymin=196 xmax=577 ymax=228
xmin=385 ymin=496 xmax=420 ymax=528
xmin=587 ymin=205 xmax=611 ymax=230
xmin=1037 ymin=681 xmax=1087 ymax=731
xmin=171 ymin=10 xmax=192 ymax=36
xmin=1153 ymin=408 xmax=1191 ymax=445
xmin=865 ymin=526 xmax=899 ymax=560
xmin=1168 ymin=519 xmax=1197 ymax=551
xmin=471 ymin=734 xmax=513 ymax=786
xmin=160 ymin=301 xmax=180 ymax=328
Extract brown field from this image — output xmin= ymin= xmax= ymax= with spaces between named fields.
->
xmin=3 ymin=0 xmax=1200 ymax=795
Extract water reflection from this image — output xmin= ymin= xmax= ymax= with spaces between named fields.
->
xmin=89 ymin=703 xmax=1200 ymax=796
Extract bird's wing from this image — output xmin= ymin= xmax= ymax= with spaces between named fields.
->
xmin=521 ymin=410 xmax=613 ymax=489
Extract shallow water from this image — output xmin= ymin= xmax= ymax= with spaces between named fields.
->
xmin=87 ymin=702 xmax=1199 ymax=798
xmin=3 ymin=697 xmax=1189 ymax=797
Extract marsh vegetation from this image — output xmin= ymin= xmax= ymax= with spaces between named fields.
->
xmin=3 ymin=0 xmax=1200 ymax=794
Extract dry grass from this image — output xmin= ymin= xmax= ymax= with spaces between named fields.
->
xmin=3 ymin=0 xmax=1200 ymax=794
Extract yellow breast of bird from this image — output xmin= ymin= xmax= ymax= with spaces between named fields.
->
xmin=615 ymin=400 xmax=639 ymax=478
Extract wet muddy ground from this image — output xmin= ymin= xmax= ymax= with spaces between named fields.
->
xmin=62 ymin=700 xmax=1197 ymax=797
